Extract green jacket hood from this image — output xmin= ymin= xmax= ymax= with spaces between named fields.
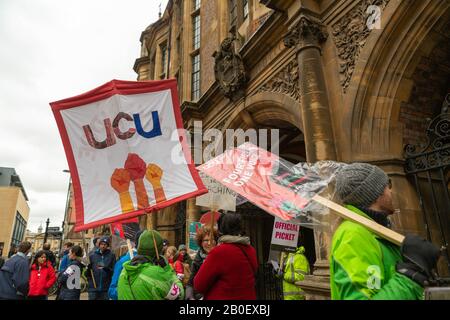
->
xmin=122 ymin=259 xmax=149 ymax=281
xmin=295 ymin=246 xmax=305 ymax=254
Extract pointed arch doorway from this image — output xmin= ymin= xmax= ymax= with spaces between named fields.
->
xmin=225 ymin=106 xmax=316 ymax=273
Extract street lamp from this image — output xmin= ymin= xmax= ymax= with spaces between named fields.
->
xmin=43 ymin=218 xmax=50 ymax=244
xmin=59 ymin=170 xmax=71 ymax=254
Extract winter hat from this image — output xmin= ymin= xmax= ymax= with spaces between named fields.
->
xmin=178 ymin=244 xmax=186 ymax=251
xmin=335 ymin=163 xmax=389 ymax=208
xmin=134 ymin=229 xmax=145 ymax=249
xmin=99 ymin=237 xmax=110 ymax=246
xmin=137 ymin=230 xmax=163 ymax=259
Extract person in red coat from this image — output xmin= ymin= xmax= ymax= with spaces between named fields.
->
xmin=165 ymin=246 xmax=184 ymax=279
xmin=28 ymin=250 xmax=56 ymax=300
xmin=194 ymin=213 xmax=258 ymax=300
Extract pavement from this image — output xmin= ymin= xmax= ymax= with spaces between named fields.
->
xmin=49 ymin=292 xmax=88 ymax=300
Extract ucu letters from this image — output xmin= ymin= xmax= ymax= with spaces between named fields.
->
xmin=83 ymin=111 xmax=162 ymax=149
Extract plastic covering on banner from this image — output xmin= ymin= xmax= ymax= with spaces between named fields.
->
xmin=110 ymin=222 xmax=140 ymax=257
xmin=198 ymin=143 xmax=347 ymax=230
xmin=286 ymin=160 xmax=346 ymax=228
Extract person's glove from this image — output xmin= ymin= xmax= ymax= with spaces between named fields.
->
xmin=396 ymin=234 xmax=441 ymax=286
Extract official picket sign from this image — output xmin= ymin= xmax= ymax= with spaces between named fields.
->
xmin=50 ymin=79 xmax=207 ymax=231
xmin=270 ymin=216 xmax=300 ymax=252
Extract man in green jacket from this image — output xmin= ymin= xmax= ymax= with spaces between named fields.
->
xmin=331 ymin=163 xmax=441 ymax=300
xmin=280 ymin=246 xmax=310 ymax=300
xmin=117 ymin=230 xmax=184 ymax=300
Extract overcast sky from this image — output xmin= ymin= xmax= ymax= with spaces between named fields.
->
xmin=0 ymin=0 xmax=168 ymax=233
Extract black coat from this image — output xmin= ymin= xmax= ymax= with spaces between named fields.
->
xmin=185 ymin=249 xmax=207 ymax=300
xmin=57 ymin=259 xmax=85 ymax=300
xmin=44 ymin=250 xmax=56 ymax=268
xmin=86 ymin=249 xmax=116 ymax=292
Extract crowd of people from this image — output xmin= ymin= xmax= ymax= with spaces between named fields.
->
xmin=0 ymin=213 xmax=262 ymax=300
xmin=0 ymin=164 xmax=443 ymax=301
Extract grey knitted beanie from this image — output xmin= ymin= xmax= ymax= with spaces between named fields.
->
xmin=335 ymin=163 xmax=389 ymax=208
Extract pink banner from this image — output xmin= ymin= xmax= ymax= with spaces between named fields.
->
xmin=197 ymin=143 xmax=311 ymax=221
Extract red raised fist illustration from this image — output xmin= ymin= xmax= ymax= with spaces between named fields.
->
xmin=124 ymin=153 xmax=147 ymax=181
xmin=124 ymin=153 xmax=149 ymax=209
xmin=110 ymin=168 xmax=132 ymax=193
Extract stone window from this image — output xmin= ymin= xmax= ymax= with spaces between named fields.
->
xmin=193 ymin=14 xmax=201 ymax=50
xmin=160 ymin=43 xmax=167 ymax=79
xmin=191 ymin=54 xmax=201 ymax=100
xmin=229 ymin=0 xmax=249 ymax=30
xmin=193 ymin=0 xmax=201 ymax=11
xmin=243 ymin=0 xmax=249 ymax=20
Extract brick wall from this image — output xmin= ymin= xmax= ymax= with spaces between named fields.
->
xmin=399 ymin=39 xmax=450 ymax=148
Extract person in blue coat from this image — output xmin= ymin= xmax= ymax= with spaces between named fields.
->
xmin=86 ymin=237 xmax=116 ymax=300
xmin=58 ymin=242 xmax=73 ymax=272
xmin=108 ymin=230 xmax=144 ymax=300
xmin=0 ymin=241 xmax=32 ymax=300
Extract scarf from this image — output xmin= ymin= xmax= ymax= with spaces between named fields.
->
xmin=359 ymin=207 xmax=392 ymax=228
xmin=218 ymin=235 xmax=251 ymax=245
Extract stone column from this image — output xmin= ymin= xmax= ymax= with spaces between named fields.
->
xmin=284 ymin=14 xmax=336 ymax=299
xmin=284 ymin=14 xmax=337 ymax=162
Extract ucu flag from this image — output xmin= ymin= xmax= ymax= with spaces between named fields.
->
xmin=83 ymin=111 xmax=162 ymax=149
xmin=50 ymin=79 xmax=206 ymax=232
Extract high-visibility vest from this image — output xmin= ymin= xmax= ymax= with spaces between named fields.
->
xmin=282 ymin=246 xmax=310 ymax=300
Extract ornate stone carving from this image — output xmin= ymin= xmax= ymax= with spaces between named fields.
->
xmin=213 ymin=36 xmax=247 ymax=101
xmin=332 ymin=0 xmax=390 ymax=92
xmin=258 ymin=59 xmax=300 ymax=102
xmin=284 ymin=15 xmax=328 ymax=50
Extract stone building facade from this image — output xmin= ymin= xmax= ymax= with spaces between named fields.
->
xmin=134 ymin=0 xmax=450 ymax=299
xmin=0 ymin=167 xmax=30 ymax=259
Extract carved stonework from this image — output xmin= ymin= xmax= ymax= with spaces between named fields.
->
xmin=284 ymin=15 xmax=328 ymax=50
xmin=213 ymin=36 xmax=247 ymax=101
xmin=332 ymin=0 xmax=390 ymax=92
xmin=258 ymin=59 xmax=300 ymax=102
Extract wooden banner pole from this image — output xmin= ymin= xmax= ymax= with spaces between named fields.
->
xmin=312 ymin=194 xmax=405 ymax=246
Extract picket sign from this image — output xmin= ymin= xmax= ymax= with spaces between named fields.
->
xmin=312 ymin=194 xmax=405 ymax=246
xmin=126 ymin=239 xmax=134 ymax=260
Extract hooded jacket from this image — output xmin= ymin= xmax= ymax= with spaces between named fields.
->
xmin=28 ymin=261 xmax=56 ymax=297
xmin=117 ymin=255 xmax=184 ymax=300
xmin=0 ymin=252 xmax=30 ymax=299
xmin=108 ymin=250 xmax=136 ymax=300
xmin=330 ymin=205 xmax=424 ymax=300
xmin=58 ymin=250 xmax=70 ymax=272
xmin=194 ymin=235 xmax=258 ymax=300
xmin=281 ymin=246 xmax=309 ymax=300
xmin=57 ymin=259 xmax=85 ymax=300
